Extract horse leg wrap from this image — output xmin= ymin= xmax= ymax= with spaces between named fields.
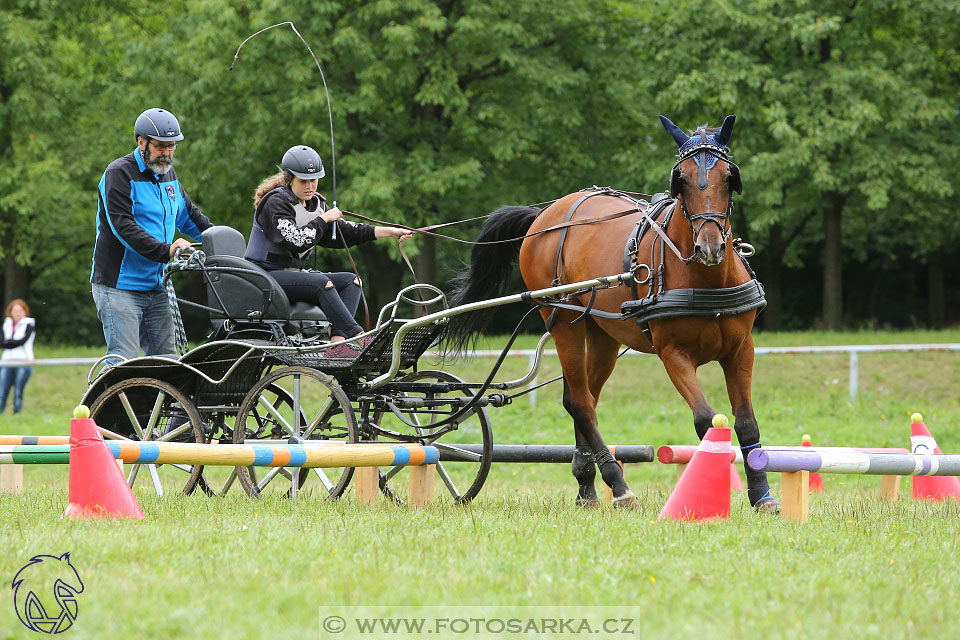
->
xmin=571 ymin=446 xmax=597 ymax=504
xmin=595 ymin=448 xmax=628 ymax=497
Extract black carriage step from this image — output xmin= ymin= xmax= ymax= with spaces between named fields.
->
xmin=438 ymin=444 xmax=654 ymax=464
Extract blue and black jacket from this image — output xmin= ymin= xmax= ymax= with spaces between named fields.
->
xmin=91 ymin=148 xmax=212 ymax=291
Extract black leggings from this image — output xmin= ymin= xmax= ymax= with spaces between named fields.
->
xmin=269 ymin=270 xmax=362 ymax=338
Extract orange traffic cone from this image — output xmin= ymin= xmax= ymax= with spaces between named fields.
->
xmin=801 ymin=434 xmax=825 ymax=492
xmin=910 ymin=413 xmax=960 ymax=501
xmin=63 ymin=406 xmax=144 ymax=520
xmin=659 ymin=414 xmax=731 ymax=521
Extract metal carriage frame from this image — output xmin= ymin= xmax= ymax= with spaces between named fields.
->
xmin=81 ymin=246 xmax=633 ymax=503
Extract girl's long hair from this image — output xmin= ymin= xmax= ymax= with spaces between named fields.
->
xmin=253 ymin=170 xmax=294 ymax=207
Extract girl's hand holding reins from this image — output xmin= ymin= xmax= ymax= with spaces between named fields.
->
xmin=376 ymin=226 xmax=414 ymax=243
xmin=321 ymin=207 xmax=343 ymax=224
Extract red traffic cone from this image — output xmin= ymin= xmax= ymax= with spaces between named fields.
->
xmin=659 ymin=414 xmax=731 ymax=521
xmin=801 ymin=434 xmax=825 ymax=492
xmin=63 ymin=406 xmax=144 ymax=520
xmin=910 ymin=413 xmax=960 ymax=501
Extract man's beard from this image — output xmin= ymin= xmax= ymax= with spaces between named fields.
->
xmin=142 ymin=146 xmax=174 ymax=175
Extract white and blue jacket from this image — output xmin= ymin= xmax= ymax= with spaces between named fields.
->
xmin=91 ymin=148 xmax=212 ymax=291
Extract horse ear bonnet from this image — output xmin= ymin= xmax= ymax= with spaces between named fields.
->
xmin=660 ymin=114 xmax=740 ymax=196
xmin=715 ymin=115 xmax=741 ymax=194
xmin=660 ymin=115 xmax=688 ymax=196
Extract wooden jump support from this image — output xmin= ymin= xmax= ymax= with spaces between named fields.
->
xmin=746 ymin=449 xmax=960 ymax=522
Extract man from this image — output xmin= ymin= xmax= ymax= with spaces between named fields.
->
xmin=91 ymin=108 xmax=212 ymax=366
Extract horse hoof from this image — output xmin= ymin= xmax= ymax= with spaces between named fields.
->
xmin=611 ymin=490 xmax=639 ymax=510
xmin=576 ymin=497 xmax=600 ymax=509
xmin=754 ymin=497 xmax=781 ymax=515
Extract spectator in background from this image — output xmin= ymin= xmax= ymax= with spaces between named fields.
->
xmin=0 ymin=299 xmax=36 ymax=414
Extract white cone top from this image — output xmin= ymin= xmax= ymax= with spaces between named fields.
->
xmin=911 ymin=434 xmax=938 ymax=455
xmin=697 ymin=427 xmax=732 ymax=454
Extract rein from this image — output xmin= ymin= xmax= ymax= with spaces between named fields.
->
xmin=334 ymin=189 xmax=699 ymax=299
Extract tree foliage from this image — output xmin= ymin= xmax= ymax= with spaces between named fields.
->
xmin=1 ymin=0 xmax=957 ymax=343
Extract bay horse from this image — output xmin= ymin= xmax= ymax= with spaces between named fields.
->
xmin=445 ymin=114 xmax=779 ymax=512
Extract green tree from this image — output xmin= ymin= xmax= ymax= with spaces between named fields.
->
xmin=0 ymin=0 xmax=172 ymax=342
xmin=163 ymin=0 xmax=651 ymax=311
xmin=633 ymin=0 xmax=960 ymax=329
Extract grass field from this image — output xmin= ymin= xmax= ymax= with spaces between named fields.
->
xmin=2 ymin=330 xmax=960 ymax=639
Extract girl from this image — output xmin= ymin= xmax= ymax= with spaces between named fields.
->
xmin=244 ymin=145 xmax=412 ymax=356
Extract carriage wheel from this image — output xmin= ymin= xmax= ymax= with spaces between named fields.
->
xmin=233 ymin=367 xmax=357 ymax=499
xmin=367 ymin=370 xmax=493 ymax=504
xmin=193 ymin=383 xmax=309 ymax=497
xmin=87 ymin=377 xmax=206 ymax=496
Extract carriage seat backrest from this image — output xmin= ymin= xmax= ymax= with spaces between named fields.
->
xmin=201 ymin=226 xmax=326 ymax=324
xmin=203 ymin=224 xmax=247 ymax=258
xmin=202 ymin=226 xmax=292 ymax=321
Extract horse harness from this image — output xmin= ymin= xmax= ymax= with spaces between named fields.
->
xmin=534 ymin=183 xmax=766 ymax=343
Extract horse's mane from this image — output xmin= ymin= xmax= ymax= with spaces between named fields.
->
xmin=689 ymin=124 xmax=719 ymax=136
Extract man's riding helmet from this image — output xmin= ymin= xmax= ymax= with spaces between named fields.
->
xmin=281 ymin=145 xmax=325 ymax=180
xmin=134 ymin=108 xmax=184 ymax=142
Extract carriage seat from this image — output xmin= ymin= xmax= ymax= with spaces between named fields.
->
xmin=201 ymin=225 xmax=328 ymax=327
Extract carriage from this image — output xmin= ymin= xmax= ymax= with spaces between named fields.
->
xmin=80 ymin=224 xmax=631 ymax=503
xmin=81 ymin=113 xmax=778 ymax=511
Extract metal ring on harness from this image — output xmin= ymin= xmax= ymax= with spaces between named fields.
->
xmin=631 ymin=263 xmax=651 ymax=285
xmin=734 ymin=240 xmax=755 ymax=257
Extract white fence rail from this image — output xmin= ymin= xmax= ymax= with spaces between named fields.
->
xmin=467 ymin=343 xmax=960 ymax=404
xmin=5 ymin=343 xmax=958 ymax=404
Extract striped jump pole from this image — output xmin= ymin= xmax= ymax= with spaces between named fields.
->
xmin=657 ymin=445 xmax=909 ymax=465
xmin=746 ymin=449 xmax=960 ymax=522
xmin=0 ymin=435 xmax=70 ymax=446
xmin=244 ymin=442 xmax=655 ymax=463
xmin=747 ymin=449 xmax=960 ymax=476
xmin=248 ymin=442 xmax=655 ymax=505
xmin=0 ymin=442 xmax=439 ymax=469
xmin=658 ymin=444 xmax=910 ymax=493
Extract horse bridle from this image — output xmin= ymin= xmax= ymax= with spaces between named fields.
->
xmin=671 ymin=133 xmax=740 ymax=257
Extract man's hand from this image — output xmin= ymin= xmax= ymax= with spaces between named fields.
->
xmin=169 ymin=238 xmax=193 ymax=258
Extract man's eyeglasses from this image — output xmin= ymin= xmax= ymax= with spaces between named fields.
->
xmin=149 ymin=141 xmax=178 ymax=151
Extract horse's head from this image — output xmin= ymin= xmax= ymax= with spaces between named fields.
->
xmin=660 ymin=114 xmax=742 ymax=266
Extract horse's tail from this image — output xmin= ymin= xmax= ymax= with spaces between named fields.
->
xmin=443 ymin=205 xmax=541 ymax=355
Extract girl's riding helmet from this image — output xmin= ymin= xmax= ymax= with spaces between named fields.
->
xmin=281 ymin=145 xmax=325 ymax=179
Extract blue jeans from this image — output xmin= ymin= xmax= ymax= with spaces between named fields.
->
xmin=92 ymin=283 xmax=176 ymax=367
xmin=0 ymin=366 xmax=31 ymax=413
